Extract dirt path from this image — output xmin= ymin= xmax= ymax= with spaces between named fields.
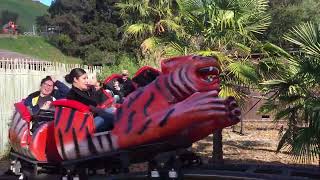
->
xmin=193 ymin=121 xmax=319 ymax=167
xmin=0 ymin=49 xmax=35 ymax=59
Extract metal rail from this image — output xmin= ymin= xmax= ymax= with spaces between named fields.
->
xmin=101 ymin=164 xmax=320 ymax=180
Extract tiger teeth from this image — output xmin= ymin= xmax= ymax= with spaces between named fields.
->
xmin=207 ymin=75 xmax=215 ymax=82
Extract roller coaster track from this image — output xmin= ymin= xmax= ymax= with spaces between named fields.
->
xmin=97 ymin=163 xmax=320 ymax=180
xmin=1 ymin=158 xmax=318 ymax=179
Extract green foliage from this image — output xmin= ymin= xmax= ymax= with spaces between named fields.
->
xmin=266 ymin=0 xmax=320 ymax=46
xmin=260 ymin=22 xmax=320 ymax=163
xmin=117 ymin=0 xmax=185 ymax=57
xmin=98 ymin=54 xmax=140 ymax=81
xmin=38 ymin=0 xmax=123 ymax=65
xmin=0 ymin=0 xmax=48 ymax=32
xmin=0 ymin=36 xmax=81 ymax=63
xmin=0 ymin=10 xmax=19 ymax=26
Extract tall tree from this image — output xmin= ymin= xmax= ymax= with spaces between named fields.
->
xmin=37 ymin=0 xmax=123 ymax=65
xmin=162 ymin=0 xmax=270 ymax=163
xmin=116 ymin=0 xmax=185 ymax=59
xmin=266 ymin=0 xmax=320 ymax=46
xmin=1 ymin=10 xmax=19 ymax=26
xmin=119 ymin=0 xmax=272 ymax=163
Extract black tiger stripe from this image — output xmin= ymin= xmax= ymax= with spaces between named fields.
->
xmin=11 ymin=111 xmax=18 ymax=126
xmin=80 ymin=114 xmax=90 ymax=131
xmin=162 ymin=76 xmax=176 ymax=102
xmin=72 ymin=128 xmax=81 ymax=159
xmin=58 ymin=129 xmax=68 ymax=160
xmin=127 ymin=90 xmax=144 ymax=108
xmin=12 ymin=114 xmax=21 ymax=131
xmin=54 ymin=107 xmax=63 ymax=126
xmin=17 ymin=123 xmax=27 ymax=136
xmin=126 ymin=111 xmax=136 ymax=134
xmin=97 ymin=135 xmax=104 ymax=149
xmin=159 ymin=108 xmax=175 ymax=127
xmin=86 ymin=127 xmax=98 ymax=155
xmin=143 ymin=93 xmax=155 ymax=116
xmin=179 ymin=66 xmax=196 ymax=94
xmin=138 ymin=118 xmax=152 ymax=135
xmin=180 ymin=66 xmax=195 ymax=94
xmin=12 ymin=111 xmax=18 ymax=119
xmin=183 ymin=66 xmax=194 ymax=90
xmin=169 ymin=73 xmax=186 ymax=98
xmin=115 ymin=107 xmax=123 ymax=122
xmin=166 ymin=76 xmax=180 ymax=100
xmin=106 ymin=133 xmax=114 ymax=150
xmin=64 ymin=109 xmax=76 ymax=133
xmin=154 ymin=78 xmax=161 ymax=91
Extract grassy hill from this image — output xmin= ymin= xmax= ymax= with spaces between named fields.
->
xmin=0 ymin=0 xmax=48 ymax=32
xmin=0 ymin=36 xmax=81 ymax=63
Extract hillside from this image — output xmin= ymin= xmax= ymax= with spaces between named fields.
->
xmin=0 ymin=36 xmax=81 ymax=63
xmin=0 ymin=0 xmax=48 ymax=32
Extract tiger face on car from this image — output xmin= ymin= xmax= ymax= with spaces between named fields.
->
xmin=113 ymin=55 xmax=240 ymax=148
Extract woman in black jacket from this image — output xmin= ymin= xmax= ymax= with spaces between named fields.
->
xmin=65 ymin=68 xmax=114 ymax=132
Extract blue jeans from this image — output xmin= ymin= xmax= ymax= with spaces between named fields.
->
xmin=94 ymin=107 xmax=115 ymax=132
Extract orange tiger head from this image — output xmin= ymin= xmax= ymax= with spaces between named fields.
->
xmin=160 ymin=55 xmax=221 ymax=100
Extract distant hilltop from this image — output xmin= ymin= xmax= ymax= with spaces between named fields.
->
xmin=0 ymin=0 xmax=48 ymax=32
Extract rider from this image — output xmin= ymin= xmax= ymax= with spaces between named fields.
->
xmin=24 ymin=76 xmax=69 ymax=115
xmin=65 ymin=68 xmax=114 ymax=132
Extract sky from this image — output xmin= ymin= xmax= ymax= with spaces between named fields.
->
xmin=40 ymin=0 xmax=53 ymax=6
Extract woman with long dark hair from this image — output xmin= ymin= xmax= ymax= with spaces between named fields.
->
xmin=65 ymin=68 xmax=114 ymax=132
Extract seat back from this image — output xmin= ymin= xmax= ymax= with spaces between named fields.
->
xmin=132 ymin=66 xmax=160 ymax=87
xmin=9 ymin=102 xmax=32 ymax=158
xmin=52 ymin=99 xmax=96 ymax=160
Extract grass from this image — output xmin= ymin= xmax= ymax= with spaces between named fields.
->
xmin=0 ymin=0 xmax=48 ymax=32
xmin=0 ymin=36 xmax=81 ymax=63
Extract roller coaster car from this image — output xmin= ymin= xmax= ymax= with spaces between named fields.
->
xmin=8 ymin=55 xmax=241 ymax=179
xmin=103 ymin=66 xmax=160 ymax=93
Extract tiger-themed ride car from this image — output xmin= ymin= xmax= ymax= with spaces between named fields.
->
xmin=7 ymin=55 xmax=241 ymax=180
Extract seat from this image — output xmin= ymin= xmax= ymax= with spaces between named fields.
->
xmin=52 ymin=99 xmax=90 ymax=112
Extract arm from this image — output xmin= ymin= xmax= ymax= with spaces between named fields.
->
xmin=54 ymin=80 xmax=70 ymax=99
xmin=24 ymin=95 xmax=32 ymax=107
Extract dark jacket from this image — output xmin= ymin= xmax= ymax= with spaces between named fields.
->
xmin=67 ymin=86 xmax=114 ymax=130
xmin=24 ymin=80 xmax=70 ymax=114
xmin=66 ymin=85 xmax=107 ymax=107
xmin=122 ymin=79 xmax=136 ymax=97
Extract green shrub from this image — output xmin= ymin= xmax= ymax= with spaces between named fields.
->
xmin=98 ymin=54 xmax=139 ymax=81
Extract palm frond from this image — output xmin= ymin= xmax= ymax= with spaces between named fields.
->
xmin=125 ymin=23 xmax=154 ymax=39
xmin=141 ymin=37 xmax=161 ymax=54
xmin=228 ymin=61 xmax=259 ymax=84
xmin=163 ymin=42 xmax=188 ymax=57
xmin=284 ymin=22 xmax=320 ymax=58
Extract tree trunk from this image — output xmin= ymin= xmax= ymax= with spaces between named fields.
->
xmin=212 ymin=129 xmax=224 ymax=164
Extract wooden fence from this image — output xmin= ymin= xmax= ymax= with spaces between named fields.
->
xmin=0 ymin=58 xmax=101 ymax=155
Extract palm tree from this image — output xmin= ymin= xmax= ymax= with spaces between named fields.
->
xmin=169 ymin=0 xmax=271 ymax=163
xmin=116 ymin=0 xmax=186 ymax=59
xmin=260 ymin=22 xmax=320 ymax=165
xmin=118 ymin=0 xmax=273 ymax=163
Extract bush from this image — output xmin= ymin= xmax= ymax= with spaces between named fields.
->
xmin=98 ymin=54 xmax=140 ymax=81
